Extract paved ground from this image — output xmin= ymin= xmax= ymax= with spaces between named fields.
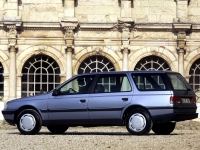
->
xmin=0 ymin=121 xmax=200 ymax=150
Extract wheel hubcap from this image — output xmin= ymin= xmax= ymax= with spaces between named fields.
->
xmin=129 ymin=113 xmax=146 ymax=132
xmin=20 ymin=114 xmax=36 ymax=131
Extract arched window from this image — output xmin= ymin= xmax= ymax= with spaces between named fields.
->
xmin=0 ymin=62 xmax=4 ymax=100
xmin=21 ymin=55 xmax=60 ymax=97
xmin=134 ymin=56 xmax=171 ymax=71
xmin=189 ymin=58 xmax=200 ymax=91
xmin=78 ymin=55 xmax=115 ymax=74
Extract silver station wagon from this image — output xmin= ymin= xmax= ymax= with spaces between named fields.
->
xmin=2 ymin=71 xmax=198 ymax=135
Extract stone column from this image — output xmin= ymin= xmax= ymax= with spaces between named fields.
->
xmin=61 ymin=18 xmax=78 ymax=80
xmin=7 ymin=25 xmax=18 ymax=100
xmin=177 ymin=48 xmax=185 ymax=76
xmin=177 ymin=31 xmax=186 ymax=76
xmin=121 ymin=48 xmax=130 ymax=71
xmin=8 ymin=46 xmax=17 ymax=100
xmin=121 ymin=26 xmax=130 ymax=71
xmin=65 ymin=46 xmax=74 ymax=80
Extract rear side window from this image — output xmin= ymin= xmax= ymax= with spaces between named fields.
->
xmin=167 ymin=73 xmax=191 ymax=90
xmin=132 ymin=74 xmax=167 ymax=91
xmin=93 ymin=74 xmax=132 ymax=93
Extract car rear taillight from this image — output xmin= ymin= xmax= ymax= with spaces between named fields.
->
xmin=190 ymin=97 xmax=196 ymax=104
xmin=170 ymin=96 xmax=196 ymax=104
xmin=170 ymin=96 xmax=182 ymax=104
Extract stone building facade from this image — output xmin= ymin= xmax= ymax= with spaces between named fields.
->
xmin=0 ymin=0 xmax=200 ymax=102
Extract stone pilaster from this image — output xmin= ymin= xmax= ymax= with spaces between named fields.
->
xmin=174 ymin=0 xmax=189 ymax=22
xmin=119 ymin=0 xmax=134 ymax=22
xmin=61 ymin=18 xmax=78 ymax=80
xmin=4 ymin=0 xmax=20 ymax=20
xmin=64 ymin=0 xmax=75 ymax=17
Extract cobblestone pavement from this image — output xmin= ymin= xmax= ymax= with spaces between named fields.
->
xmin=0 ymin=121 xmax=200 ymax=150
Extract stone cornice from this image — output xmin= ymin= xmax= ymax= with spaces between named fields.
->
xmin=79 ymin=22 xmax=116 ymax=30
xmin=173 ymin=23 xmax=192 ymax=32
xmin=134 ymin=23 xmax=172 ymax=32
xmin=1 ymin=21 xmax=200 ymax=32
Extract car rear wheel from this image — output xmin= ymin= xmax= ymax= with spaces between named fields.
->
xmin=17 ymin=109 xmax=42 ymax=135
xmin=126 ymin=108 xmax=152 ymax=135
xmin=152 ymin=122 xmax=176 ymax=135
xmin=47 ymin=125 xmax=69 ymax=134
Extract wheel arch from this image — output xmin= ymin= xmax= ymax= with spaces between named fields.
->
xmin=14 ymin=105 xmax=42 ymax=124
xmin=122 ymin=105 xmax=152 ymax=123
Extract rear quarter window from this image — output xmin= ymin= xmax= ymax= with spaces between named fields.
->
xmin=132 ymin=74 xmax=168 ymax=91
xmin=167 ymin=73 xmax=191 ymax=90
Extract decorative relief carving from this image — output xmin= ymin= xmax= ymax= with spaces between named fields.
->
xmin=64 ymin=28 xmax=74 ymax=39
xmin=7 ymin=26 xmax=17 ymax=38
xmin=177 ymin=31 xmax=186 ymax=50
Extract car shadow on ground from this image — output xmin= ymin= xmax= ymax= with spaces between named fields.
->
xmin=7 ymin=131 xmax=180 ymax=136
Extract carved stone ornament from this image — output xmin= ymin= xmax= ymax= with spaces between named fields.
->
xmin=177 ymin=31 xmax=186 ymax=49
xmin=7 ymin=26 xmax=17 ymax=38
xmin=64 ymin=29 xmax=74 ymax=39
xmin=122 ymin=27 xmax=130 ymax=39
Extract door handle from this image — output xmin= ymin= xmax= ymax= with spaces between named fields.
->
xmin=122 ymin=98 xmax=128 ymax=101
xmin=79 ymin=99 xmax=86 ymax=103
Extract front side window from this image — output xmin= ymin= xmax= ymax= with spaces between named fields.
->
xmin=167 ymin=73 xmax=191 ymax=90
xmin=93 ymin=74 xmax=131 ymax=93
xmin=132 ymin=74 xmax=167 ymax=91
xmin=59 ymin=75 xmax=95 ymax=95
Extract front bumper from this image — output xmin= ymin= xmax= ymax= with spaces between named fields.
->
xmin=2 ymin=110 xmax=16 ymax=125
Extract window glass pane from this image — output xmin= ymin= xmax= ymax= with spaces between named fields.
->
xmin=60 ymin=75 xmax=95 ymax=95
xmin=132 ymin=74 xmax=167 ymax=91
xmin=167 ymin=73 xmax=191 ymax=90
xmin=94 ymin=74 xmax=131 ymax=93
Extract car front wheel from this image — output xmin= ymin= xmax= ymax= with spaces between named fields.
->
xmin=152 ymin=122 xmax=176 ymax=135
xmin=47 ymin=125 xmax=69 ymax=134
xmin=126 ymin=108 xmax=152 ymax=135
xmin=17 ymin=109 xmax=42 ymax=135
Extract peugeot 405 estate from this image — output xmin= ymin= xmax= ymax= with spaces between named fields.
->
xmin=2 ymin=71 xmax=198 ymax=135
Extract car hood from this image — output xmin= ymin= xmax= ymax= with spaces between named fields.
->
xmin=9 ymin=93 xmax=50 ymax=102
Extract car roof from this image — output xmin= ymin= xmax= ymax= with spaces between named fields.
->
xmin=77 ymin=70 xmax=179 ymax=76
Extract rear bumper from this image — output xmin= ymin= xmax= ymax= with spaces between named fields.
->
xmin=152 ymin=113 xmax=198 ymax=123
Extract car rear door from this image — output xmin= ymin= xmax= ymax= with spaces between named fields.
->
xmin=88 ymin=73 xmax=133 ymax=124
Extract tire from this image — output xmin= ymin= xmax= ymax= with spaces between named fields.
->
xmin=152 ymin=122 xmax=176 ymax=135
xmin=17 ymin=109 xmax=42 ymax=135
xmin=126 ymin=108 xmax=152 ymax=135
xmin=47 ymin=125 xmax=68 ymax=134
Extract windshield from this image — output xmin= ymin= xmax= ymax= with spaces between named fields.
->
xmin=167 ymin=73 xmax=191 ymax=90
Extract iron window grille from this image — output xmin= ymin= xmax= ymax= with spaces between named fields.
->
xmin=21 ymin=55 xmax=60 ymax=97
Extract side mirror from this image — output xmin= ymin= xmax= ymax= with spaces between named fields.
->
xmin=52 ymin=89 xmax=58 ymax=96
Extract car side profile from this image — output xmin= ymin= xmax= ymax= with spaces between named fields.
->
xmin=2 ymin=71 xmax=198 ymax=135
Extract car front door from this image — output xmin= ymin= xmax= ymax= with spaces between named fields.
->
xmin=48 ymin=75 xmax=95 ymax=124
xmin=88 ymin=73 xmax=133 ymax=124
